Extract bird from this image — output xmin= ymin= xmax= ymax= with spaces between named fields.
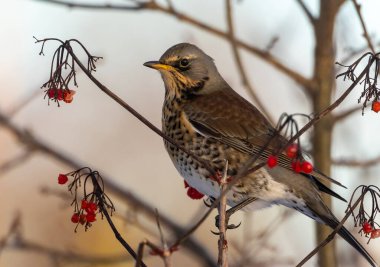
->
xmin=144 ymin=43 xmax=377 ymax=266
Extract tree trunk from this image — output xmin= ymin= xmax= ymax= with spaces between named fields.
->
xmin=312 ymin=1 xmax=343 ymax=266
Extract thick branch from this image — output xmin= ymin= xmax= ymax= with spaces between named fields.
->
xmin=0 ymin=151 xmax=33 ymax=175
xmin=332 ymin=155 xmax=380 ymax=167
xmin=331 ymin=106 xmax=362 ymax=124
xmin=0 ymin=215 xmax=133 ymax=265
xmin=36 ymin=0 xmax=313 ymax=89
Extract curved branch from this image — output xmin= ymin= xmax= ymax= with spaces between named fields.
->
xmin=35 ymin=0 xmax=313 ymax=89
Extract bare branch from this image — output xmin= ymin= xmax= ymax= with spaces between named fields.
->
xmin=7 ymin=238 xmax=134 ymax=264
xmin=0 ymin=111 xmax=217 ymax=267
xmin=217 ymin=161 xmax=229 ymax=267
xmin=351 ymin=0 xmax=376 ymax=53
xmin=6 ymin=89 xmax=41 ymax=117
xmin=295 ymin=0 xmax=316 ymax=26
xmin=36 ymin=0 xmax=312 ymax=88
xmin=0 ymin=151 xmax=33 ymax=175
xmin=0 ymin=214 xmax=133 ymax=265
xmin=88 ymin=171 xmax=145 ymax=265
xmin=35 ymin=0 xmax=150 ymax=10
xmin=225 ymin=0 xmax=274 ymax=124
xmin=333 ymin=154 xmax=380 ymax=167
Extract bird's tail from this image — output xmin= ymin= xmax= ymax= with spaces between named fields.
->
xmin=325 ymin=217 xmax=378 ymax=267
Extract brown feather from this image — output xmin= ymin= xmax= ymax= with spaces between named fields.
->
xmin=183 ymin=85 xmax=345 ymax=188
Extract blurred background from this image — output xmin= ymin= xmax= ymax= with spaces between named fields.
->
xmin=0 ymin=0 xmax=380 ymax=266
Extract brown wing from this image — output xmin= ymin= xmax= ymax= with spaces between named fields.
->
xmin=184 ymin=87 xmax=289 ymax=161
xmin=183 ymin=86 xmax=346 ymax=188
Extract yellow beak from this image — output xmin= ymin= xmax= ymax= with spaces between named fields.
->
xmin=143 ymin=61 xmax=175 ymax=71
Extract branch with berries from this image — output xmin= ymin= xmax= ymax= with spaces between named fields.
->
xmin=57 ymin=167 xmax=147 ymax=267
xmin=348 ymin=185 xmax=380 ymax=242
xmin=296 ymin=184 xmax=380 ymax=267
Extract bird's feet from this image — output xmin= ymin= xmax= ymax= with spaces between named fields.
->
xmin=203 ymin=197 xmax=216 ymax=207
xmin=214 ymin=213 xmax=242 ymax=231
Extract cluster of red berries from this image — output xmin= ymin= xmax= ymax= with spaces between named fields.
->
xmin=267 ymin=143 xmax=313 ymax=174
xmin=372 ymin=101 xmax=380 ymax=113
xmin=362 ymin=221 xmax=380 ymax=240
xmin=184 ymin=181 xmax=204 ymax=199
xmin=47 ymin=88 xmax=76 ymax=103
xmin=71 ymin=199 xmax=98 ymax=224
xmin=57 ymin=174 xmax=98 ymax=225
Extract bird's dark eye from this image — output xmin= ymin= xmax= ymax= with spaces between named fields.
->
xmin=179 ymin=58 xmax=190 ymax=68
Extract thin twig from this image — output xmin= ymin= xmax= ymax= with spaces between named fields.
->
xmin=351 ymin=0 xmax=376 ymax=53
xmin=136 ymin=239 xmax=166 ymax=267
xmin=217 ymin=160 xmax=229 ymax=267
xmin=36 ymin=0 xmax=312 ymax=88
xmin=295 ymin=0 xmax=316 ymax=26
xmin=155 ymin=209 xmax=172 ymax=267
xmin=225 ymin=0 xmax=274 ymax=124
xmin=90 ymin=173 xmax=147 ymax=267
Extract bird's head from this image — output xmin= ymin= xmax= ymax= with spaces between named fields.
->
xmin=144 ymin=43 xmax=224 ymax=100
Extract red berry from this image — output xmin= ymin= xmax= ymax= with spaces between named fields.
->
xmin=292 ymin=161 xmax=302 ymax=173
xmin=85 ymin=202 xmax=98 ymax=214
xmin=267 ymin=155 xmax=278 ymax=168
xmin=187 ymin=187 xmax=204 ymax=199
xmin=372 ymin=101 xmax=380 ymax=113
xmin=63 ymin=90 xmax=76 ymax=103
xmin=88 ymin=202 xmax=98 ymax=212
xmin=286 ymin=144 xmax=298 ymax=158
xmin=71 ymin=213 xmax=80 ymax=223
xmin=371 ymin=229 xmax=380 ymax=239
xmin=79 ymin=214 xmax=87 ymax=225
xmin=184 ymin=180 xmax=189 ymax=188
xmin=363 ymin=221 xmax=373 ymax=234
xmin=56 ymin=89 xmax=64 ymax=100
xmin=86 ymin=213 xmax=96 ymax=223
xmin=81 ymin=199 xmax=88 ymax=209
xmin=301 ymin=161 xmax=313 ymax=174
xmin=58 ymin=174 xmax=68 ymax=184
xmin=47 ymin=88 xmax=56 ymax=99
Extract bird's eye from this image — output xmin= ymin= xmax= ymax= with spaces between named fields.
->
xmin=179 ymin=58 xmax=190 ymax=68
